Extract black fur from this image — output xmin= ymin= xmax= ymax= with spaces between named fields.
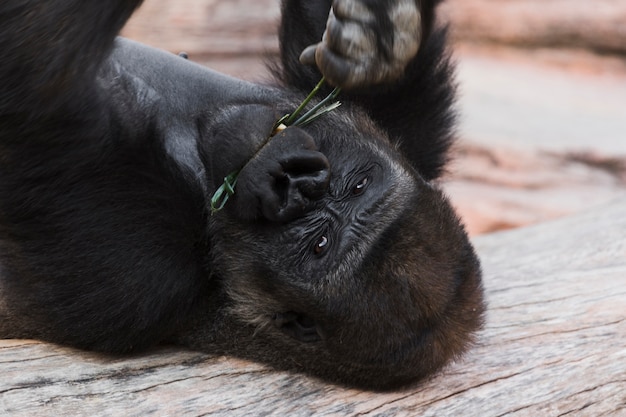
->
xmin=0 ymin=0 xmax=484 ymax=389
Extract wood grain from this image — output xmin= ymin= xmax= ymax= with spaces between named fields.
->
xmin=2 ymin=198 xmax=625 ymax=416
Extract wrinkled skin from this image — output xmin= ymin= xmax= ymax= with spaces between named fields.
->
xmin=0 ymin=0 xmax=484 ymax=389
xmin=300 ymin=0 xmax=423 ymax=88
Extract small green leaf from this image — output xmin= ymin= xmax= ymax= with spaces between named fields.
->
xmin=295 ymin=100 xmax=342 ymax=127
xmin=284 ymin=77 xmax=327 ymax=126
xmin=210 ymin=171 xmax=239 ymax=214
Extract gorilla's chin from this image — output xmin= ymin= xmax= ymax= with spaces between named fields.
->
xmin=318 ymin=183 xmax=485 ymax=388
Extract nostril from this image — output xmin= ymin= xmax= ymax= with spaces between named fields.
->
xmin=280 ymin=149 xmax=330 ymax=178
xmin=272 ymin=311 xmax=322 ymax=343
xmin=290 ymin=170 xmax=330 ymax=200
xmin=283 ymin=159 xmax=324 ymax=176
xmin=267 ymin=167 xmax=329 ymax=222
xmin=247 ymin=128 xmax=330 ymax=223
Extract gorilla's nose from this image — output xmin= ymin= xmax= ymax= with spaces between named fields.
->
xmin=268 ymin=145 xmax=330 ymax=222
xmin=233 ymin=126 xmax=330 ymax=223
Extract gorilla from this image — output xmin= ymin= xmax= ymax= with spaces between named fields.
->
xmin=0 ymin=0 xmax=484 ymax=389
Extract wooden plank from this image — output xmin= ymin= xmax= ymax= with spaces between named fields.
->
xmin=440 ymin=0 xmax=626 ymax=54
xmin=2 ymin=198 xmax=625 ymax=416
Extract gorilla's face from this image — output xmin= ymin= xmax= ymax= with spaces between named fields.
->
xmin=203 ymin=104 xmax=484 ymax=388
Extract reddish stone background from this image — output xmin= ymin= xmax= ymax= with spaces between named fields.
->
xmin=122 ymin=0 xmax=626 ymax=235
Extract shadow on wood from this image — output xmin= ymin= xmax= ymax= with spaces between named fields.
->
xmin=1 ymin=199 xmax=625 ymax=416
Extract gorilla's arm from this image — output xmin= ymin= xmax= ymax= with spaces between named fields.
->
xmin=276 ymin=0 xmax=454 ymax=180
xmin=0 ymin=0 xmax=141 ymax=116
xmin=0 ymin=1 xmax=214 ymax=352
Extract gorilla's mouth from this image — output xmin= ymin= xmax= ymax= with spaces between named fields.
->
xmin=272 ymin=311 xmax=322 ymax=343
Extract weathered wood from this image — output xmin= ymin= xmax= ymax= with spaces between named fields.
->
xmin=440 ymin=0 xmax=626 ymax=55
xmin=2 ymin=198 xmax=625 ymax=416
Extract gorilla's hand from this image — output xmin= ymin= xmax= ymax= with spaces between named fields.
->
xmin=231 ymin=127 xmax=330 ymax=223
xmin=300 ymin=0 xmax=422 ymax=89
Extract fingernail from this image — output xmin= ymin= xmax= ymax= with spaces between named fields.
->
xmin=299 ymin=44 xmax=318 ymax=65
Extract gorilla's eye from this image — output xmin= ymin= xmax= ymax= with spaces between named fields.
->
xmin=352 ymin=177 xmax=369 ymax=195
xmin=314 ymin=235 xmax=329 ymax=255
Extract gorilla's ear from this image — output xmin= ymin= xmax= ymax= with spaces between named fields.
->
xmin=197 ymin=104 xmax=279 ymax=191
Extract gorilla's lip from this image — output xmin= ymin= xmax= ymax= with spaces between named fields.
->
xmin=271 ymin=311 xmax=323 ymax=343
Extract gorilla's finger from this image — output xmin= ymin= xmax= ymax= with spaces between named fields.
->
xmin=332 ymin=0 xmax=374 ymax=23
xmin=299 ymin=44 xmax=318 ymax=66
xmin=324 ymin=9 xmax=375 ymax=61
xmin=316 ymin=44 xmax=363 ymax=89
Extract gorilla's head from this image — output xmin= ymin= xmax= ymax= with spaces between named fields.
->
xmin=197 ymin=102 xmax=484 ymax=389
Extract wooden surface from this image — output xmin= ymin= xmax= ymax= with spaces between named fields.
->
xmin=2 ymin=198 xmax=625 ymax=416
xmin=440 ymin=0 xmax=626 ymax=54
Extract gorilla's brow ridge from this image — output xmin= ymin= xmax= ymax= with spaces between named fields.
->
xmin=325 ymin=156 xmax=416 ymax=288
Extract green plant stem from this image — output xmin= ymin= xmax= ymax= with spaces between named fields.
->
xmin=210 ymin=171 xmax=239 ymax=214
xmin=283 ymin=77 xmax=327 ymax=126
xmin=293 ymin=91 xmax=341 ymax=127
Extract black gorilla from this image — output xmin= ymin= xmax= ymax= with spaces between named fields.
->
xmin=0 ymin=0 xmax=484 ymax=389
